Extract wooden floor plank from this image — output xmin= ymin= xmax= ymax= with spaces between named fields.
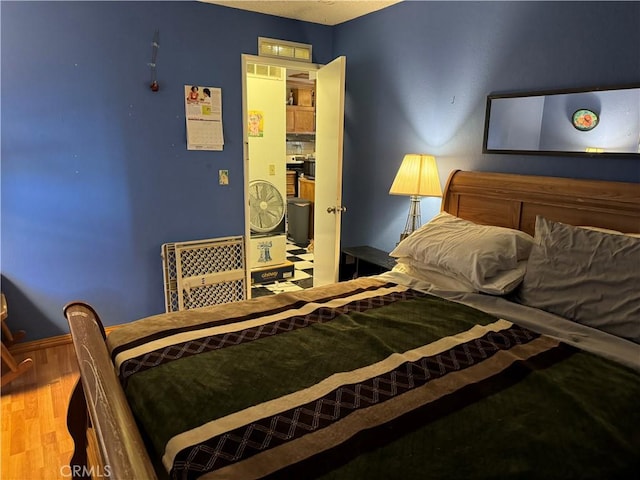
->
xmin=1 ymin=343 xmax=79 ymax=480
xmin=9 ymin=408 xmax=25 ymax=456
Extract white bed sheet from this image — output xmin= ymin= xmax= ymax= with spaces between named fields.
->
xmin=377 ymin=270 xmax=640 ymax=372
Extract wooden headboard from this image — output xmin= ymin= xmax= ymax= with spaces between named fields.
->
xmin=442 ymin=170 xmax=640 ymax=235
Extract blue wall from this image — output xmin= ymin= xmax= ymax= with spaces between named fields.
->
xmin=336 ymin=1 xmax=640 ymax=252
xmin=1 ymin=1 xmax=332 ymax=338
xmin=2 ymin=1 xmax=639 ymax=340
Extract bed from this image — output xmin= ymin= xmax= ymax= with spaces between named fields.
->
xmin=64 ymin=170 xmax=640 ymax=480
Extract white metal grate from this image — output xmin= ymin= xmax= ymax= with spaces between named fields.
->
xmin=162 ymin=236 xmax=246 ymax=312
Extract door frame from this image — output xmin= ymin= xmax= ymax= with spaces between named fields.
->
xmin=241 ymin=54 xmax=323 ymax=295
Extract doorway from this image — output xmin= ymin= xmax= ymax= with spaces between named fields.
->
xmin=241 ymin=54 xmax=346 ymax=297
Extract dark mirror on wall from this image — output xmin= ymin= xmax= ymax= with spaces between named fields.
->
xmin=483 ymin=84 xmax=640 ymax=157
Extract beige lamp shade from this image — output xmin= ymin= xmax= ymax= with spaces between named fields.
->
xmin=389 ymin=154 xmax=442 ymax=197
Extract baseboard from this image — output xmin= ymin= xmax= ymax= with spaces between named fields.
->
xmin=8 ymin=326 xmax=120 ymax=356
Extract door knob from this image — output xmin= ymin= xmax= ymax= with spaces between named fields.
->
xmin=327 ymin=206 xmax=347 ymax=214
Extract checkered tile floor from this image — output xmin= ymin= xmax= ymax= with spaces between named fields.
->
xmin=251 ymin=241 xmax=314 ymax=297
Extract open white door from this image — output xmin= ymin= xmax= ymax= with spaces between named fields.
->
xmin=313 ymin=56 xmax=346 ymax=286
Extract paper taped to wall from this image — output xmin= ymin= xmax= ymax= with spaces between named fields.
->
xmin=184 ymin=85 xmax=224 ymax=151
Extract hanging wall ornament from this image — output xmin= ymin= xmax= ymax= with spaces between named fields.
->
xmin=149 ymin=30 xmax=160 ymax=91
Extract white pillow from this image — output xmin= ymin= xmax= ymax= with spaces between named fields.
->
xmin=390 ymin=212 xmax=534 ymax=294
xmin=393 ymin=259 xmax=476 ymax=292
xmin=395 ymin=258 xmax=528 ymax=295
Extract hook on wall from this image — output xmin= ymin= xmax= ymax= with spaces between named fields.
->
xmin=148 ymin=29 xmax=160 ymax=91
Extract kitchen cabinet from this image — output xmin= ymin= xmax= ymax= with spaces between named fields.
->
xmin=286 ymin=170 xmax=297 ymax=197
xmin=298 ymin=176 xmax=315 ymax=239
xmin=291 ymin=87 xmax=313 ymax=106
xmin=286 ymin=82 xmax=315 ymax=134
xmin=286 ymin=106 xmax=315 ymax=133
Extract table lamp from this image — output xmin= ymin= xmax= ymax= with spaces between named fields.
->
xmin=389 ymin=154 xmax=442 ymax=242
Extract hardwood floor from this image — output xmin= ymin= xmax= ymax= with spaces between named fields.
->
xmin=1 ymin=342 xmax=79 ymax=480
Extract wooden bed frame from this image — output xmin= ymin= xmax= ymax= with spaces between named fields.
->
xmin=63 ymin=170 xmax=640 ymax=479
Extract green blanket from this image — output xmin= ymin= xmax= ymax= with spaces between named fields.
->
xmin=108 ymin=278 xmax=640 ymax=479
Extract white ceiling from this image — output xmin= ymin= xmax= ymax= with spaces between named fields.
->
xmin=201 ymin=0 xmax=403 ymax=26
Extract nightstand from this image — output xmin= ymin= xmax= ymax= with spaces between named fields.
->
xmin=339 ymin=246 xmax=396 ymax=281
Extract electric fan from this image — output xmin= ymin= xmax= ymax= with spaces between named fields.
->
xmin=249 ymin=180 xmax=285 ymax=233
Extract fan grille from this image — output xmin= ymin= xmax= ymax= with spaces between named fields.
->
xmin=249 ymin=180 xmax=285 ymax=233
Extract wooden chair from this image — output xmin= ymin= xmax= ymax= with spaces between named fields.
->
xmin=1 ymin=293 xmax=33 ymax=386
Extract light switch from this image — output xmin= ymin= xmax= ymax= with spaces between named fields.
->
xmin=268 ymin=164 xmax=276 ymax=175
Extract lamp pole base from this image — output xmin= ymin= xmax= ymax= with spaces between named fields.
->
xmin=398 ymin=195 xmax=422 ymax=242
